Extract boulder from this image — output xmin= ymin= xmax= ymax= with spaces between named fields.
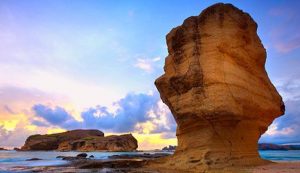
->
xmin=26 ymin=158 xmax=42 ymax=161
xmin=77 ymin=153 xmax=88 ymax=158
xmin=14 ymin=147 xmax=21 ymax=151
xmin=153 ymin=3 xmax=285 ymax=172
xmin=76 ymin=153 xmax=87 ymax=158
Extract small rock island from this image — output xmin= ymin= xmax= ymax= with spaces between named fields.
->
xmin=20 ymin=129 xmax=138 ymax=152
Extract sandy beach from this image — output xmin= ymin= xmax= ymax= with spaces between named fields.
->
xmin=7 ymin=161 xmax=300 ymax=173
xmin=250 ymin=162 xmax=300 ymax=173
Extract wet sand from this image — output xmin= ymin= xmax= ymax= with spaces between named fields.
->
xmin=250 ymin=161 xmax=300 ymax=173
xmin=8 ymin=157 xmax=300 ymax=173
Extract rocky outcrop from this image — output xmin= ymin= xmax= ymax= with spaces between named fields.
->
xmin=162 ymin=145 xmax=176 ymax=151
xmin=21 ymin=129 xmax=104 ymax=151
xmin=14 ymin=147 xmax=21 ymax=151
xmin=58 ymin=134 xmax=138 ymax=152
xmin=21 ymin=129 xmax=137 ymax=152
xmin=259 ymin=143 xmax=300 ymax=150
xmin=153 ymin=3 xmax=285 ymax=172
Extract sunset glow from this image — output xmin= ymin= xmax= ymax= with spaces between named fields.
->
xmin=1 ymin=0 xmax=300 ymax=150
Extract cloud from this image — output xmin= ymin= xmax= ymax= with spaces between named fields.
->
xmin=0 ymin=85 xmax=71 ymax=148
xmin=3 ymin=105 xmax=15 ymax=114
xmin=260 ymin=76 xmax=300 ymax=144
xmin=148 ymin=100 xmax=176 ymax=134
xmin=160 ymin=132 xmax=176 ymax=139
xmin=0 ymin=126 xmax=10 ymax=141
xmin=33 ymin=105 xmax=70 ymax=125
xmin=0 ymin=123 xmax=39 ymax=149
xmin=0 ymin=85 xmax=67 ymax=126
xmin=274 ymin=37 xmax=300 ymax=53
xmin=31 ymin=92 xmax=176 ymax=134
xmin=32 ymin=104 xmax=79 ymax=128
xmin=81 ymin=92 xmax=158 ymax=132
xmin=274 ymin=77 xmax=300 ymax=101
xmin=259 ymin=99 xmax=300 ymax=144
xmin=268 ymin=3 xmax=300 ymax=53
xmin=134 ymin=56 xmax=161 ymax=73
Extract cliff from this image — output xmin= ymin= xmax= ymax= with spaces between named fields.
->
xmin=152 ymin=2 xmax=285 ymax=172
xmin=20 ymin=129 xmax=137 ymax=152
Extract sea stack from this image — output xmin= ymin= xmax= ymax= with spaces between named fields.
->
xmin=154 ymin=3 xmax=285 ymax=172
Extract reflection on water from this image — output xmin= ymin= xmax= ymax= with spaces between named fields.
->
xmin=0 ymin=150 xmax=170 ymax=171
xmin=0 ymin=150 xmax=299 ymax=171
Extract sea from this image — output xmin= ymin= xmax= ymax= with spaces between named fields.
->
xmin=0 ymin=150 xmax=299 ymax=172
xmin=0 ymin=150 xmax=170 ymax=172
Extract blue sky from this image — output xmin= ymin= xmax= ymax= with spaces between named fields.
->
xmin=0 ymin=0 xmax=299 ymax=149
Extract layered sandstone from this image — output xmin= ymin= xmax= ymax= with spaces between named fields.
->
xmin=21 ymin=129 xmax=137 ymax=152
xmin=153 ymin=3 xmax=285 ymax=172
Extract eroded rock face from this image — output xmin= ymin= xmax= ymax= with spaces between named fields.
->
xmin=154 ymin=3 xmax=285 ymax=171
xmin=58 ymin=134 xmax=138 ymax=152
xmin=21 ymin=129 xmax=104 ymax=151
xmin=21 ymin=130 xmax=137 ymax=152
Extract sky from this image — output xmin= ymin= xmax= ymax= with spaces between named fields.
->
xmin=0 ymin=0 xmax=300 ymax=150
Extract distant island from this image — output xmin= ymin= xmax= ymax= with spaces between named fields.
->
xmin=161 ymin=144 xmax=300 ymax=151
xmin=259 ymin=143 xmax=300 ymax=150
xmin=20 ymin=129 xmax=138 ymax=152
xmin=162 ymin=145 xmax=176 ymax=151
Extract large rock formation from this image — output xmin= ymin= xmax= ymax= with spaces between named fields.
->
xmin=58 ymin=134 xmax=138 ymax=152
xmin=21 ymin=129 xmax=104 ymax=151
xmin=21 ymin=129 xmax=137 ymax=152
xmin=153 ymin=3 xmax=285 ymax=172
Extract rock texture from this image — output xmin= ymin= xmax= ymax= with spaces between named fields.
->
xmin=58 ymin=134 xmax=138 ymax=152
xmin=21 ymin=129 xmax=104 ymax=151
xmin=21 ymin=129 xmax=137 ymax=152
xmin=153 ymin=3 xmax=285 ymax=172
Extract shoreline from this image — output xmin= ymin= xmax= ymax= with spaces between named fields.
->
xmin=5 ymin=158 xmax=300 ymax=173
xmin=7 ymin=162 xmax=300 ymax=173
xmin=250 ymin=162 xmax=300 ymax=173
xmin=1 ymin=150 xmax=300 ymax=172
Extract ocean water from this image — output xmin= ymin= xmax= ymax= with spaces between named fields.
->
xmin=259 ymin=150 xmax=300 ymax=161
xmin=0 ymin=150 xmax=299 ymax=172
xmin=0 ymin=150 xmax=169 ymax=172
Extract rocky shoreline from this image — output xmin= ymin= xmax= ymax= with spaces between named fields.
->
xmin=10 ymin=155 xmax=300 ymax=173
xmin=10 ymin=152 xmax=172 ymax=173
